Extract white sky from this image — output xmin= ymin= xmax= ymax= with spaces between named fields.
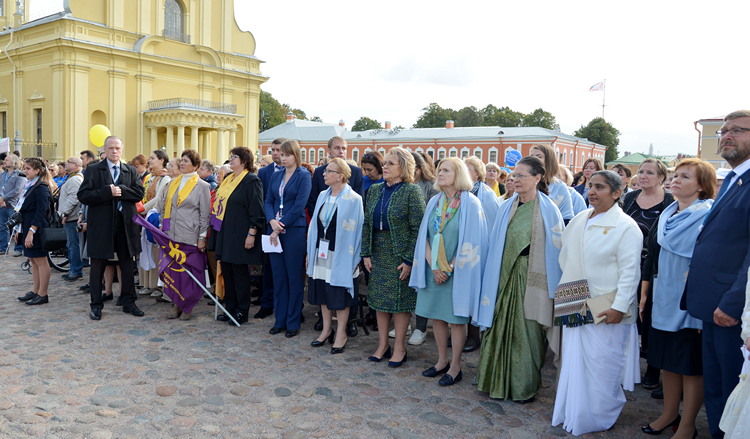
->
xmin=29 ymin=0 xmax=750 ymax=156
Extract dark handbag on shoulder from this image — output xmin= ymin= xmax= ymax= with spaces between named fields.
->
xmin=40 ymin=195 xmax=67 ymax=251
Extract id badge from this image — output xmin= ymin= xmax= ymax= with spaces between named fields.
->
xmin=318 ymin=239 xmax=330 ymax=259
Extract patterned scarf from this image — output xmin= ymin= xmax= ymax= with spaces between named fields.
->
xmin=431 ymin=191 xmax=461 ymax=273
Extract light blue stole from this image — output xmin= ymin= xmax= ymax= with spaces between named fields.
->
xmin=473 ymin=181 xmax=501 ymax=226
xmin=548 ymin=179 xmax=574 ymax=220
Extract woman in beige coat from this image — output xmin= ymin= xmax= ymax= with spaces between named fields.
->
xmin=157 ymin=149 xmax=211 ymax=320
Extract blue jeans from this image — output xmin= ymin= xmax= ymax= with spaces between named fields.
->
xmin=0 ymin=206 xmax=12 ymax=251
xmin=64 ymin=221 xmax=83 ymax=276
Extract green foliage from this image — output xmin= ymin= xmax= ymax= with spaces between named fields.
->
xmin=481 ymin=105 xmax=524 ymax=127
xmin=259 ymin=90 xmax=285 ymax=132
xmin=414 ymin=103 xmax=457 ymax=128
xmin=454 ymin=106 xmax=483 ymax=127
xmin=352 ymin=116 xmax=383 ymax=131
xmin=574 ymin=117 xmax=621 ymax=163
xmin=522 ymin=108 xmax=559 ymax=130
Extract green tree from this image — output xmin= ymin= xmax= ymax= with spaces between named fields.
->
xmin=481 ymin=105 xmax=524 ymax=127
xmin=259 ymin=90 xmax=286 ymax=131
xmin=283 ymin=105 xmax=307 ymax=121
xmin=522 ymin=108 xmax=559 ymax=130
xmin=574 ymin=117 xmax=621 ymax=163
xmin=352 ymin=116 xmax=383 ymax=131
xmin=454 ymin=106 xmax=483 ymax=127
xmin=414 ymin=103 xmax=456 ymax=128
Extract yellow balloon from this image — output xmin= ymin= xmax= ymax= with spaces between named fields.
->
xmin=89 ymin=124 xmax=111 ymax=148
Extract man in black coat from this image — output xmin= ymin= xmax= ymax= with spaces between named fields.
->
xmin=77 ymin=136 xmax=145 ymax=320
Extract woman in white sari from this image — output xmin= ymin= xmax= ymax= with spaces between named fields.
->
xmin=552 ymin=170 xmax=642 ymax=435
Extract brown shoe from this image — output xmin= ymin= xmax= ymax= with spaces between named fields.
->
xmin=167 ymin=304 xmax=182 ymax=319
xmin=179 ymin=310 xmax=192 ymax=321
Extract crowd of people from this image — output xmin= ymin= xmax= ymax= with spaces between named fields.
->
xmin=2 ymin=110 xmax=749 ymax=438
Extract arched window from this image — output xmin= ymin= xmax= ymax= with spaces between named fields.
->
xmin=164 ymin=0 xmax=187 ymax=43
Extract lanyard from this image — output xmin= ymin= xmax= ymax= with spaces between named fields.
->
xmin=278 ymin=173 xmax=289 ymax=216
xmin=322 ymin=191 xmax=338 ymax=234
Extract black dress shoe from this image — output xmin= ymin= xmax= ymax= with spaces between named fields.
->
xmin=253 ymin=307 xmax=273 ymax=319
xmin=102 ymin=294 xmax=114 ymax=302
xmin=346 ymin=321 xmax=358 ymax=337
xmin=230 ymin=312 xmax=248 ymax=325
xmin=63 ymin=274 xmax=83 ymax=282
xmin=314 ymin=314 xmax=323 ymax=331
xmin=422 ymin=364 xmax=450 ymax=378
xmin=438 ymin=370 xmax=463 ymax=386
xmin=387 ymin=351 xmax=408 ymax=368
xmin=17 ymin=291 xmax=37 ymax=301
xmin=269 ymin=327 xmax=285 ymax=335
xmin=115 ymin=296 xmax=124 ymax=306
xmin=285 ymin=330 xmax=299 ymax=338
xmin=90 ymin=307 xmax=102 ymax=320
xmin=463 ymin=337 xmax=481 ymax=352
xmin=331 ymin=345 xmax=345 ymax=354
xmin=311 ymin=329 xmax=335 ymax=347
xmin=216 ymin=313 xmax=230 ymax=322
xmin=642 ymin=371 xmax=660 ymax=390
xmin=651 ymin=386 xmax=664 ymax=400
xmin=122 ymin=304 xmax=145 ymax=317
xmin=368 ymin=346 xmax=392 ymax=362
xmin=26 ymin=295 xmax=49 ymax=305
xmin=641 ymin=415 xmax=680 ymax=435
xmin=79 ymin=283 xmax=90 ymax=291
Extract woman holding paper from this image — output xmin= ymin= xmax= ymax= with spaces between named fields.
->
xmin=552 ymin=170 xmax=642 ymax=435
xmin=410 ymin=158 xmax=486 ymax=386
xmin=211 ymin=146 xmax=264 ymax=325
xmin=640 ymin=159 xmax=715 ymax=438
xmin=473 ymin=156 xmax=564 ymax=401
xmin=264 ymin=140 xmax=311 ymax=338
xmin=306 ymin=158 xmax=363 ymax=353
xmin=157 ymin=149 xmax=211 ymax=320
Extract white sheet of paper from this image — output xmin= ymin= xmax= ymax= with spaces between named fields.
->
xmin=262 ymin=234 xmax=283 ymax=253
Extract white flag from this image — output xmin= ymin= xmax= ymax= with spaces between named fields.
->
xmin=589 ymin=81 xmax=605 ymax=92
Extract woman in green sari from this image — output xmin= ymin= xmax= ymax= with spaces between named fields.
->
xmin=476 ymin=156 xmax=563 ymax=403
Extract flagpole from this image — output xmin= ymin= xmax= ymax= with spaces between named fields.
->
xmin=178 ymin=259 xmax=241 ymax=327
xmin=601 ymin=79 xmax=606 ymax=119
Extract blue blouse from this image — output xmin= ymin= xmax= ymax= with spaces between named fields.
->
xmin=372 ymin=182 xmax=403 ymax=231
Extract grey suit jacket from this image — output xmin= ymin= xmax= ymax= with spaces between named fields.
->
xmin=157 ymin=175 xmax=211 ymax=246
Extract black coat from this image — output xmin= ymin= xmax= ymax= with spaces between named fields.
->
xmin=77 ymin=160 xmax=145 ymax=259
xmin=214 ymin=172 xmax=265 ymax=265
xmin=18 ymin=179 xmax=50 ymax=250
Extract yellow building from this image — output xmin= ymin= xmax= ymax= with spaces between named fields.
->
xmin=0 ymin=0 xmax=267 ymax=162
xmin=695 ymin=117 xmax=727 ymax=169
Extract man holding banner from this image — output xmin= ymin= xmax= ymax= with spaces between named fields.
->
xmin=77 ymin=136 xmax=145 ymax=320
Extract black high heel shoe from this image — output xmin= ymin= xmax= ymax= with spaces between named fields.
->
xmin=368 ymin=345 xmax=392 ymax=362
xmin=331 ymin=337 xmax=347 ymax=354
xmin=387 ymin=351 xmax=407 ymax=368
xmin=311 ymin=329 xmax=335 ymax=347
xmin=641 ymin=415 xmax=681 ymax=435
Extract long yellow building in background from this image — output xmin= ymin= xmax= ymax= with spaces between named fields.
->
xmin=0 ymin=0 xmax=267 ymax=162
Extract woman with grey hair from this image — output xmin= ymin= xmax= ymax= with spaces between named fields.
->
xmin=552 ymin=170 xmax=643 ymax=435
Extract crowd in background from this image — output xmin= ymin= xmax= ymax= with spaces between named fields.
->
xmin=2 ymin=110 xmax=750 ymax=438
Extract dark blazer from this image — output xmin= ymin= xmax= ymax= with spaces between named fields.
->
xmin=18 ymin=179 xmax=50 ymax=249
xmin=77 ymin=159 xmax=145 ymax=259
xmin=257 ymin=162 xmax=282 ymax=197
xmin=264 ymin=166 xmax=311 ymax=229
xmin=307 ymin=163 xmax=363 ymax=215
xmin=684 ymin=167 xmax=750 ymax=321
xmin=573 ymin=183 xmax=585 ymax=195
xmin=214 ymin=172 xmax=265 ymax=265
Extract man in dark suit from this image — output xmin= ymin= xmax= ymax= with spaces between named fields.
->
xmin=684 ymin=110 xmax=750 ymax=438
xmin=254 ymin=137 xmax=285 ymax=319
xmin=307 ymin=136 xmax=364 ymax=336
xmin=78 ymin=136 xmax=145 ymax=320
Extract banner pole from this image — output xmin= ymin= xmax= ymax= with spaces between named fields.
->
xmin=177 ymin=260 xmax=240 ymax=327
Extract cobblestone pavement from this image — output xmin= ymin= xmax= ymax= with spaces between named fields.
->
xmin=0 ymin=257 xmax=709 ymax=439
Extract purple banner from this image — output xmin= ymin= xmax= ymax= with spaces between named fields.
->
xmin=132 ymin=215 xmax=207 ymax=314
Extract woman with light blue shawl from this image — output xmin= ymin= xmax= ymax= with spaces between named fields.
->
xmin=530 ymin=144 xmax=574 ymax=222
xmin=410 ymin=158 xmax=487 ymax=386
xmin=474 ymin=156 xmax=564 ymax=402
xmin=640 ymin=159 xmax=715 ymax=439
xmin=306 ymin=158 xmax=364 ymax=354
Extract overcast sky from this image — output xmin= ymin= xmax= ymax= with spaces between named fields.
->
xmin=30 ymin=0 xmax=750 ymax=156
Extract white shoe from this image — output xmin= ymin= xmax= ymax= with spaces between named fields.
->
xmin=388 ymin=325 xmax=412 ymax=338
xmin=408 ymin=329 xmax=427 ymax=345
xmin=138 ymin=288 xmax=152 ymax=296
xmin=150 ymin=290 xmax=163 ymax=297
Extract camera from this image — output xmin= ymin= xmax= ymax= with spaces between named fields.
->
xmin=76 ymin=224 xmax=84 ymax=232
xmin=5 ymin=211 xmax=21 ymax=231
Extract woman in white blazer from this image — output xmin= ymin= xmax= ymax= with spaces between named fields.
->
xmin=552 ymin=170 xmax=643 ymax=436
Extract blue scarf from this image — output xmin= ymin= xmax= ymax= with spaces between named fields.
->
xmin=306 ymin=184 xmax=364 ymax=297
xmin=653 ymin=199 xmax=712 ymax=331
xmin=410 ymin=191 xmax=487 ymax=319
xmin=548 ymin=179 xmax=574 ymax=220
xmin=474 ymin=192 xmax=564 ymax=329
xmin=472 ymin=181 xmax=501 ymax=226
xmin=568 ymin=186 xmax=587 ymax=215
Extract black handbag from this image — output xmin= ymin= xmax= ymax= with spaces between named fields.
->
xmin=40 ymin=195 xmax=67 ymax=251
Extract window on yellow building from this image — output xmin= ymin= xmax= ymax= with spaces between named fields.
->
xmin=164 ymin=0 xmax=187 ymax=43
xmin=1 ymin=111 xmax=6 ymax=138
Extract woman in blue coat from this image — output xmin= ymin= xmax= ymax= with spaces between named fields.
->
xmin=264 ymin=140 xmax=312 ymax=338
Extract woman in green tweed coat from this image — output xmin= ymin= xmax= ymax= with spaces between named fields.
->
xmin=362 ymin=147 xmax=426 ymax=367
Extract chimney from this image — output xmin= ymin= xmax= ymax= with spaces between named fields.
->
xmin=339 ymin=119 xmax=345 ymax=127
xmin=446 ymin=120 xmax=455 ymax=129
xmin=285 ymin=112 xmax=295 ymax=123
xmin=385 ymin=121 xmax=392 ymax=129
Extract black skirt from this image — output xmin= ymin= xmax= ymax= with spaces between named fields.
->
xmin=647 ymin=327 xmax=702 ymax=376
xmin=307 ymin=278 xmax=356 ymax=311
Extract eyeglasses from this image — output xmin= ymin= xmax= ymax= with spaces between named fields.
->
xmin=229 ymin=154 xmax=239 ymax=161
xmin=716 ymin=127 xmax=750 ymax=137
xmin=510 ymin=173 xmax=531 ymax=179
xmin=323 ymin=168 xmax=340 ymax=175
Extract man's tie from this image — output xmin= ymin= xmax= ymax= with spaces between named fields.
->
xmin=113 ymin=165 xmax=120 ymax=184
xmin=716 ymin=170 xmax=736 ymax=203
xmin=274 ymin=164 xmax=283 ymax=172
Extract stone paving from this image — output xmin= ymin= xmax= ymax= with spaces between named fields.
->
xmin=0 ymin=257 xmax=709 ymax=438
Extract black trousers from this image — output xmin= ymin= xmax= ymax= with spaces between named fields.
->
xmin=89 ymin=217 xmax=137 ymax=309
xmin=222 ymin=262 xmax=251 ymax=316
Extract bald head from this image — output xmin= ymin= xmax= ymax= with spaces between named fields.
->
xmin=65 ymin=156 xmax=82 ymax=173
